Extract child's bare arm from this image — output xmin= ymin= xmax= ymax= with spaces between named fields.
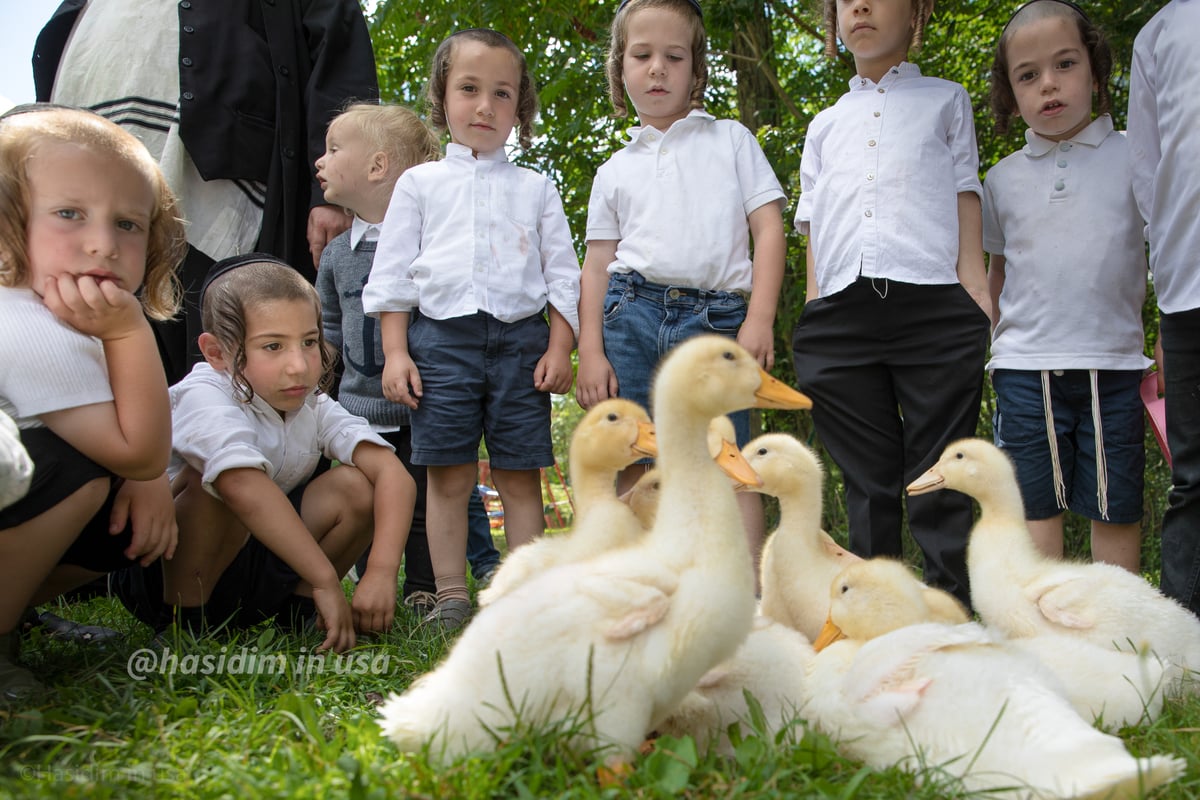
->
xmin=110 ymin=473 xmax=178 ymax=566
xmin=379 ymin=311 xmax=421 ymax=409
xmin=535 ymin=306 xmax=575 ymax=395
xmin=213 ymin=467 xmax=355 ymax=652
xmin=739 ymin=202 xmax=786 ymax=370
xmin=986 ymin=253 xmax=1006 ymax=334
xmin=956 ymin=192 xmax=994 ymax=325
xmin=575 ymin=240 xmax=620 ymax=409
xmin=804 ymin=243 xmax=819 ymax=303
xmin=39 ymin=274 xmax=171 ymax=479
xmin=350 ymin=443 xmax=416 ymax=633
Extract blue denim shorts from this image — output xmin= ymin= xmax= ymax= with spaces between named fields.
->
xmin=603 ymin=270 xmax=751 ymax=446
xmin=992 ymin=369 xmax=1144 ymax=523
xmin=408 ymin=311 xmax=553 ymax=470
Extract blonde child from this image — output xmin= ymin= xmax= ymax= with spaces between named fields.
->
xmin=0 ymin=107 xmax=185 ymax=700
xmin=575 ymin=0 xmax=786 ymax=576
xmin=984 ymin=0 xmax=1148 ymax=572
xmin=1128 ymin=0 xmax=1200 ymax=613
xmin=790 ymin=0 xmax=992 ymax=608
xmin=115 ymin=255 xmax=415 ymax=653
xmin=363 ymin=29 xmax=579 ymax=631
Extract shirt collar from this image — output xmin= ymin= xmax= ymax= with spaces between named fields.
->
xmin=1024 ymin=114 xmax=1114 ymax=157
xmin=445 ymin=141 xmax=509 ymax=162
xmin=349 ymin=215 xmax=381 ymax=249
xmin=848 ymin=61 xmax=921 ymax=92
xmin=624 ymin=108 xmax=715 ymax=145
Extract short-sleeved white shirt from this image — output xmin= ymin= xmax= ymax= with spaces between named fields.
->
xmin=363 ymin=143 xmax=581 ymax=335
xmin=1128 ymin=0 xmax=1200 ymax=314
xmin=982 ymin=116 xmax=1151 ymax=371
xmin=585 ymin=109 xmax=786 ymax=293
xmin=169 ymin=362 xmax=392 ymax=498
xmin=796 ymin=62 xmax=981 ymax=298
xmin=0 ymin=288 xmax=112 ymax=429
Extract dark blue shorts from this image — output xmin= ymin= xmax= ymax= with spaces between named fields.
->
xmin=408 ymin=311 xmax=553 ymax=470
xmin=992 ymin=369 xmax=1144 ymax=523
xmin=602 ymin=271 xmax=751 ymax=448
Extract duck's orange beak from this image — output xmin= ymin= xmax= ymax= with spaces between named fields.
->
xmin=812 ymin=614 xmax=846 ymax=652
xmin=754 ymin=370 xmax=813 ymax=410
xmin=714 ymin=438 xmax=762 ymax=488
xmin=633 ymin=421 xmax=658 ymax=458
xmin=905 ymin=467 xmax=945 ymax=496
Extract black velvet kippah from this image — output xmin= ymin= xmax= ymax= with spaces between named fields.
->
xmin=199 ymin=252 xmax=292 ymax=307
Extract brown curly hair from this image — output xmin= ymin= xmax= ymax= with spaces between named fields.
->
xmin=201 ymin=258 xmax=336 ymax=404
xmin=821 ymin=0 xmax=934 ymax=60
xmin=607 ymin=0 xmax=708 ymax=119
xmin=425 ymin=29 xmax=538 ymax=150
xmin=0 ymin=107 xmax=185 ymax=320
xmin=989 ymin=0 xmax=1112 ymax=136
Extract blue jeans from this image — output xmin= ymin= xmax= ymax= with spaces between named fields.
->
xmin=466 ymin=488 xmax=500 ymax=576
xmin=1160 ymin=307 xmax=1200 ymax=615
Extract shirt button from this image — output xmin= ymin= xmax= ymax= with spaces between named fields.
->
xmin=283 ymin=147 xmax=296 ymax=159
xmin=183 ymin=25 xmax=195 ymax=33
xmin=866 ymin=172 xmax=875 ymax=181
xmin=279 ymin=66 xmax=290 ymax=76
xmin=1055 ymin=180 xmax=1065 ymax=190
xmin=1060 ymin=142 xmax=1072 ymax=151
xmin=1057 ymin=160 xmax=1067 ymax=168
xmin=873 ymin=111 xmax=881 ymax=117
xmin=865 ymin=210 xmax=873 ymax=218
xmin=877 ymin=88 xmax=885 ymax=94
xmin=179 ymin=0 xmax=191 ymax=8
xmin=660 ymin=147 xmax=669 ymax=154
xmin=182 ymin=91 xmax=194 ymax=101
xmin=867 ymin=139 xmax=876 ymax=147
xmin=181 ymin=57 xmax=193 ymax=67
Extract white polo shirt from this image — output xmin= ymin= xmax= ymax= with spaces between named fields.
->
xmin=585 ymin=109 xmax=786 ymax=294
xmin=1128 ymin=0 xmax=1200 ymax=315
xmin=364 ymin=143 xmax=581 ymax=335
xmin=796 ymin=62 xmax=981 ymax=298
xmin=982 ymin=115 xmax=1151 ymax=371
xmin=169 ymin=362 xmax=392 ymax=498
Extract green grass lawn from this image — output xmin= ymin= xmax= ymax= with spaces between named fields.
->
xmin=3 ymin=579 xmax=1200 ymax=799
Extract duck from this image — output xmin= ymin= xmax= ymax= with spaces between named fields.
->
xmin=479 ymin=398 xmax=656 ymax=606
xmin=907 ymin=438 xmax=1200 ymax=695
xmin=620 ymin=467 xmax=660 ymax=528
xmin=744 ymin=434 xmax=863 ymax=641
xmin=803 ymin=558 xmax=1185 ymax=799
xmin=378 ymin=335 xmax=813 ymax=763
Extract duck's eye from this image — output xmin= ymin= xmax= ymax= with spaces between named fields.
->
xmin=757 ymin=448 xmax=768 ymax=456
xmin=723 ymin=351 xmax=736 ymax=361
xmin=606 ymin=413 xmax=618 ymax=422
xmin=840 ymin=583 xmax=850 ymax=594
xmin=955 ymin=452 xmax=965 ymax=460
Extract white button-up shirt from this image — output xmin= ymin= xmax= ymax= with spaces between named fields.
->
xmin=586 ymin=109 xmax=786 ymax=293
xmin=349 ymin=215 xmax=381 ymax=248
xmin=796 ymin=62 xmax=981 ymax=298
xmin=1128 ymin=0 xmax=1200 ymax=315
xmin=363 ymin=143 xmax=580 ymax=335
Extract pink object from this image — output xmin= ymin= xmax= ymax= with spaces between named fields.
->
xmin=1140 ymin=372 xmax=1171 ymax=467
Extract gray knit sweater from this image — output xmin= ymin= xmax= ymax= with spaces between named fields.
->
xmin=316 ymin=231 xmax=410 ymax=428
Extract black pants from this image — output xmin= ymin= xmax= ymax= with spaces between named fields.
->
xmin=152 ymin=245 xmax=213 ymax=386
xmin=792 ymin=277 xmax=990 ymax=607
xmin=1160 ymin=306 xmax=1200 ymax=615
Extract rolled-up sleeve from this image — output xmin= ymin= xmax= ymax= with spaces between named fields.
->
xmin=171 ymin=382 xmax=272 ymax=497
xmin=314 ymin=394 xmax=392 ymax=464
xmin=364 ymin=175 xmax=423 ymax=316
xmin=539 ymin=181 xmax=581 ymax=336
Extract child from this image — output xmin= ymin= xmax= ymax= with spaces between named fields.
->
xmin=116 ymin=254 xmax=415 ymax=653
xmin=1128 ymin=0 xmax=1200 ymax=613
xmin=363 ymin=29 xmax=579 ymax=631
xmin=575 ymin=0 xmax=787 ymax=575
xmin=0 ymin=107 xmax=185 ymax=700
xmin=314 ymin=103 xmax=443 ymax=618
xmin=790 ymin=0 xmax=992 ymax=608
xmin=984 ymin=0 xmax=1148 ymax=573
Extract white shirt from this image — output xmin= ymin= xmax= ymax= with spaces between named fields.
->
xmin=363 ymin=143 xmax=581 ymax=335
xmin=796 ymin=62 xmax=981 ymax=298
xmin=585 ymin=109 xmax=786 ymax=293
xmin=1128 ymin=0 xmax=1200 ymax=314
xmin=983 ymin=116 xmax=1151 ymax=371
xmin=0 ymin=288 xmax=112 ymax=429
xmin=349 ymin=215 xmax=381 ymax=248
xmin=169 ymin=362 xmax=391 ymax=498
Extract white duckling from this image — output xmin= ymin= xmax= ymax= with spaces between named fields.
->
xmin=908 ymin=438 xmax=1200 ymax=695
xmin=378 ymin=336 xmax=812 ymax=763
xmin=479 ymin=398 xmax=656 ymax=606
xmin=744 ymin=434 xmax=862 ymax=641
xmin=621 ymin=467 xmax=660 ymax=528
xmin=804 ymin=559 xmax=1185 ymax=799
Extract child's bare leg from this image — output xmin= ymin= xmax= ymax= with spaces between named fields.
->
xmin=1091 ymin=520 xmax=1141 ymax=573
xmin=491 ymin=467 xmax=545 ymax=551
xmin=31 ymin=565 xmax=106 ymax=606
xmin=0 ymin=478 xmax=108 ymax=634
xmin=737 ymin=491 xmax=765 ymax=594
xmin=427 ymin=463 xmax=475 ymax=605
xmin=293 ymin=465 xmax=375 ymax=595
xmin=163 ymin=467 xmax=248 ymax=608
xmin=1026 ymin=515 xmax=1065 ymax=559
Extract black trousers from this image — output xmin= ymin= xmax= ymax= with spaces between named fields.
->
xmin=792 ymin=277 xmax=990 ymax=607
xmin=152 ymin=245 xmax=213 ymax=387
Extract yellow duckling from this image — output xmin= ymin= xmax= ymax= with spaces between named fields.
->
xmin=378 ymin=336 xmax=812 ymax=763
xmin=804 ymin=558 xmax=1184 ymax=799
xmin=743 ymin=434 xmax=862 ymax=641
xmin=620 ymin=467 xmax=660 ymax=528
xmin=908 ymin=438 xmax=1200 ymax=695
xmin=479 ymin=398 xmax=656 ymax=606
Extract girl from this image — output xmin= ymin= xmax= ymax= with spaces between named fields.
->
xmin=984 ymin=0 xmax=1149 ymax=572
xmin=575 ymin=0 xmax=787 ymax=577
xmin=363 ymin=29 xmax=580 ymax=631
xmin=790 ymin=0 xmax=992 ymax=609
xmin=0 ymin=107 xmax=185 ymax=701
xmin=116 ymin=255 xmax=415 ymax=653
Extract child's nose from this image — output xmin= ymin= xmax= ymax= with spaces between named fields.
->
xmin=87 ymin=224 xmax=119 ymax=259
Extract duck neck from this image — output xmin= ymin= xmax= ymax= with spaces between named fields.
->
xmin=654 ymin=412 xmax=744 ymax=553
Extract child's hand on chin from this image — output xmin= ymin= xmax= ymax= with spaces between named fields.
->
xmin=41 ymin=272 xmax=146 ymax=341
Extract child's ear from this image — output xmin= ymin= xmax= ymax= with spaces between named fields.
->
xmin=368 ymin=150 xmax=390 ymax=182
xmin=198 ymin=332 xmax=231 ymax=371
